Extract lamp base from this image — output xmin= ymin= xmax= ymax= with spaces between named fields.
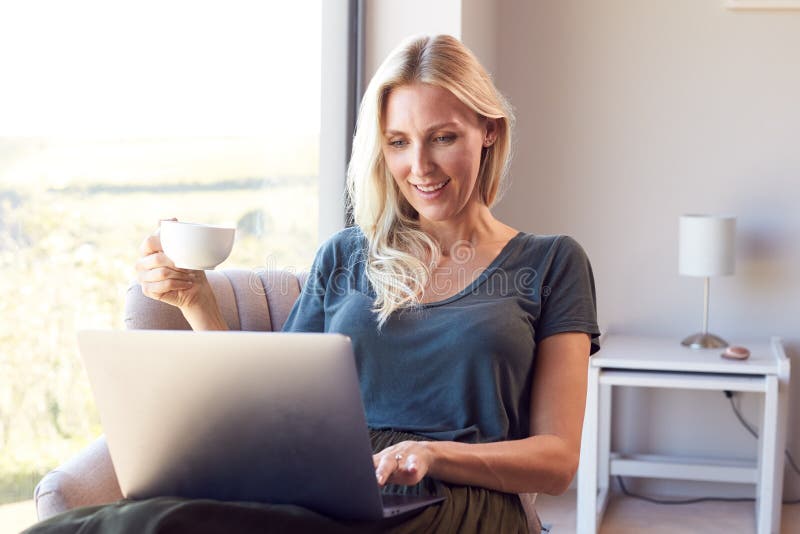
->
xmin=681 ymin=332 xmax=729 ymax=350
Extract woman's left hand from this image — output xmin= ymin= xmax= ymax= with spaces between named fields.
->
xmin=373 ymin=441 xmax=435 ymax=487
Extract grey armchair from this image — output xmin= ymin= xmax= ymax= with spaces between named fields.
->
xmin=32 ymin=268 xmax=542 ymax=531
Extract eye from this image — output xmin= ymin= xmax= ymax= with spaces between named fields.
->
xmin=433 ymin=135 xmax=456 ymax=144
xmin=388 ymin=139 xmax=407 ymax=148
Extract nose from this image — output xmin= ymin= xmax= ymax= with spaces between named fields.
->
xmin=410 ymin=144 xmax=435 ymax=178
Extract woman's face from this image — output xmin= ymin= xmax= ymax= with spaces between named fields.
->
xmin=381 ymin=83 xmax=496 ymax=226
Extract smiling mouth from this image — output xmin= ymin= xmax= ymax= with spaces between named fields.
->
xmin=413 ymin=178 xmax=451 ymax=193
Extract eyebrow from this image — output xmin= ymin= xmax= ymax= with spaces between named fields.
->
xmin=383 ymin=121 xmax=461 ymax=137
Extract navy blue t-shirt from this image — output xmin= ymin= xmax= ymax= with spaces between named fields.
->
xmin=282 ymin=226 xmax=600 ymax=444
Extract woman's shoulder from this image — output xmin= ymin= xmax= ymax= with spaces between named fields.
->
xmin=509 ymin=233 xmax=591 ymax=275
xmin=323 ymin=226 xmax=365 ymax=248
xmin=513 ymin=232 xmax=592 ymax=267
xmin=322 ymin=225 xmax=366 ymax=250
xmin=314 ymin=226 xmax=368 ymax=269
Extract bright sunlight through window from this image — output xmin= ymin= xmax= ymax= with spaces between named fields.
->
xmin=0 ymin=2 xmax=324 ymax=526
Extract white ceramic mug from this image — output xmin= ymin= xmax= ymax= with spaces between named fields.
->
xmin=160 ymin=221 xmax=236 ymax=270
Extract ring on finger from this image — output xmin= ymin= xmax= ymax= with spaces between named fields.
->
xmin=394 ymin=453 xmax=403 ymax=466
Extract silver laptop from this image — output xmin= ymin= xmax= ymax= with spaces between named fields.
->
xmin=78 ymin=329 xmax=444 ymax=520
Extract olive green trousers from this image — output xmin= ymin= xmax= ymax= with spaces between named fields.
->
xmin=25 ymin=430 xmax=531 ymax=534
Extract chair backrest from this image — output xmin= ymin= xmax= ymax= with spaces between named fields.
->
xmin=124 ymin=269 xmax=308 ymax=332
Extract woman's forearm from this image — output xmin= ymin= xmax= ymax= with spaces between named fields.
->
xmin=181 ymin=292 xmax=229 ymax=331
xmin=424 ymin=434 xmax=579 ymax=495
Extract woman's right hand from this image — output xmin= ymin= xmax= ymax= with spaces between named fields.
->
xmin=135 ymin=219 xmax=209 ymax=311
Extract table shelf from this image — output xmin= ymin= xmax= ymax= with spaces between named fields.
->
xmin=609 ymin=453 xmax=758 ymax=484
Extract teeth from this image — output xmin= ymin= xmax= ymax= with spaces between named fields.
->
xmin=416 ymin=179 xmax=449 ymax=192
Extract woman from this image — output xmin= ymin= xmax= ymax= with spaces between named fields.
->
xmin=28 ymin=35 xmax=600 ymax=534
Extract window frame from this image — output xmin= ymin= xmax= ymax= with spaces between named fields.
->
xmin=319 ymin=0 xmax=363 ymax=241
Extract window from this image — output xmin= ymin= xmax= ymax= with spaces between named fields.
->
xmin=0 ymin=1 xmax=353 ymax=522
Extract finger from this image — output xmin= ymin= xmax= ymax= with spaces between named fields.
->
xmin=403 ymin=453 xmax=419 ymax=473
xmin=139 ymin=234 xmax=163 ymax=257
xmin=136 ymin=254 xmax=196 ymax=277
xmin=375 ymin=455 xmax=398 ymax=487
xmin=135 ymin=251 xmax=170 ymax=273
xmin=135 ymin=251 xmax=189 ymax=274
xmin=139 ymin=266 xmax=194 ymax=285
xmin=372 ymin=444 xmax=399 ymax=468
xmin=387 ymin=454 xmax=426 ymax=487
xmin=391 ymin=453 xmax=416 ymax=475
xmin=138 ymin=218 xmax=177 ymax=256
xmin=142 ymin=278 xmax=193 ymax=297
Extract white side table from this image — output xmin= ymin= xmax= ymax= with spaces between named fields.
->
xmin=576 ymin=335 xmax=790 ymax=534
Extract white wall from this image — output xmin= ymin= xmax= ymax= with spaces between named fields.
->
xmin=461 ymin=0 xmax=498 ymax=76
xmin=492 ymin=0 xmax=800 ymax=498
xmin=362 ymin=0 xmax=498 ymax=84
xmin=363 ymin=0 xmax=461 ymax=82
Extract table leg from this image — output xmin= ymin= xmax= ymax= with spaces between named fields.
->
xmin=597 ymin=382 xmax=612 ymax=518
xmin=775 ymin=366 xmax=791 ymax=532
xmin=578 ymin=366 xmax=600 ymax=533
xmin=756 ymin=376 xmax=783 ymax=534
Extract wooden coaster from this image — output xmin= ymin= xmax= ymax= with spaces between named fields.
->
xmin=721 ymin=346 xmax=750 ymax=360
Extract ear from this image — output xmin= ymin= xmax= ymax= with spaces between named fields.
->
xmin=483 ymin=118 xmax=499 ymax=147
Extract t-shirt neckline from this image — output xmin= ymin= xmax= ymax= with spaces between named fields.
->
xmin=420 ymin=231 xmax=526 ymax=308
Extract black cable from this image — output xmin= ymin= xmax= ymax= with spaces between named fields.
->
xmin=613 ymin=391 xmax=800 ymax=506
xmin=726 ymin=390 xmax=759 ymax=439
xmin=724 ymin=390 xmax=800 ymax=505
xmin=726 ymin=391 xmax=800 ymax=477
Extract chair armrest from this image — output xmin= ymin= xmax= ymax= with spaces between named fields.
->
xmin=34 ymin=436 xmax=122 ymax=521
xmin=33 ymin=269 xmax=306 ymax=521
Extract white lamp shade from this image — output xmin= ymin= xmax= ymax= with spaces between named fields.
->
xmin=679 ymin=214 xmax=736 ymax=277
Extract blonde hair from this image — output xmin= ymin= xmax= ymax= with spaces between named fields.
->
xmin=346 ymin=34 xmax=514 ymax=327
